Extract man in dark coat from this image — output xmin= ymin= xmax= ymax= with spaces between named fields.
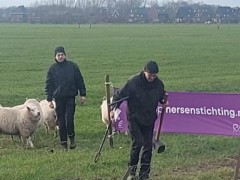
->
xmin=110 ymin=60 xmax=168 ymax=180
xmin=45 ymin=46 xmax=86 ymax=150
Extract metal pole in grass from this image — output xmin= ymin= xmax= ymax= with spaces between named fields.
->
xmin=152 ymin=105 xmax=166 ymax=153
xmin=94 ymin=75 xmax=113 ymax=163
xmin=121 ymin=166 xmax=133 ymax=180
xmin=94 ymin=96 xmax=129 ymax=163
xmin=153 ymin=93 xmax=168 ymax=153
xmin=94 ymin=119 xmax=113 ymax=163
xmin=234 ymin=150 xmax=240 ymax=180
xmin=105 ymin=75 xmax=114 ymax=148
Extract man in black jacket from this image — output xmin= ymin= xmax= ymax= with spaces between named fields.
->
xmin=110 ymin=60 xmax=168 ymax=180
xmin=45 ymin=46 xmax=86 ymax=150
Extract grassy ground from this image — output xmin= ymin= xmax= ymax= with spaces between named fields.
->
xmin=0 ymin=23 xmax=240 ymax=179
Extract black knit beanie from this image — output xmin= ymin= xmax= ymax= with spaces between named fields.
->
xmin=54 ymin=46 xmax=66 ymax=56
xmin=144 ymin=60 xmax=159 ymax=74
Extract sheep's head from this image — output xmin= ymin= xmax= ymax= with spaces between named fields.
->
xmin=27 ymin=105 xmax=41 ymax=122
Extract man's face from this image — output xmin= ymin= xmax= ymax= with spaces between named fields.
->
xmin=144 ymin=70 xmax=158 ymax=82
xmin=55 ymin=52 xmax=65 ymax=62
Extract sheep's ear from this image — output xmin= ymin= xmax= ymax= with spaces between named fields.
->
xmin=102 ymin=96 xmax=106 ymax=100
xmin=26 ymin=97 xmax=28 ymax=100
xmin=36 ymin=98 xmax=41 ymax=102
xmin=27 ymin=106 xmax=31 ymax=111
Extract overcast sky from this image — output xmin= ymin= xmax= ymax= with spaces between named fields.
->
xmin=0 ymin=0 xmax=239 ymax=8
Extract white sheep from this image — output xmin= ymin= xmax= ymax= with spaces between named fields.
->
xmin=100 ymin=96 xmax=113 ymax=126
xmin=100 ymin=97 xmax=128 ymax=135
xmin=14 ymin=98 xmax=44 ymax=127
xmin=39 ymin=99 xmax=58 ymax=137
xmin=12 ymin=99 xmax=44 ymax=141
xmin=0 ymin=105 xmax=41 ymax=148
xmin=100 ymin=97 xmax=124 ymax=135
xmin=14 ymin=99 xmax=58 ymax=137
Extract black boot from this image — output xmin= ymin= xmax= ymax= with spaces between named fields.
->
xmin=61 ymin=142 xmax=68 ymax=151
xmin=70 ymin=139 xmax=76 ymax=149
xmin=139 ymin=172 xmax=150 ymax=180
xmin=139 ymin=162 xmax=150 ymax=180
xmin=126 ymin=166 xmax=137 ymax=180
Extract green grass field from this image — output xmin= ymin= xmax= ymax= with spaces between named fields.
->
xmin=0 ymin=23 xmax=240 ymax=180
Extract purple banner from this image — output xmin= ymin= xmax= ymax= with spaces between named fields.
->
xmin=114 ymin=92 xmax=240 ymax=136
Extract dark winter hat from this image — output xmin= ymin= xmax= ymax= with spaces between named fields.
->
xmin=144 ymin=60 xmax=159 ymax=74
xmin=54 ymin=46 xmax=66 ymax=56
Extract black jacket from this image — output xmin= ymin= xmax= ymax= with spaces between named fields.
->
xmin=45 ymin=59 xmax=86 ymax=101
xmin=113 ymin=71 xmax=166 ymax=126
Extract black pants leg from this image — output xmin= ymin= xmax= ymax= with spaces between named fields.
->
xmin=56 ymin=99 xmax=67 ymax=145
xmin=128 ymin=120 xmax=143 ymax=174
xmin=139 ymin=124 xmax=154 ymax=177
xmin=55 ymin=98 xmax=76 ymax=145
xmin=65 ymin=98 xmax=76 ymax=140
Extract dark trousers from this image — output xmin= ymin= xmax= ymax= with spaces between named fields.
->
xmin=55 ymin=97 xmax=76 ymax=145
xmin=128 ymin=120 xmax=154 ymax=176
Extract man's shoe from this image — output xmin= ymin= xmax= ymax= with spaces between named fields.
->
xmin=61 ymin=143 xmax=68 ymax=151
xmin=70 ymin=139 xmax=76 ymax=149
xmin=139 ymin=173 xmax=150 ymax=180
xmin=127 ymin=175 xmax=137 ymax=180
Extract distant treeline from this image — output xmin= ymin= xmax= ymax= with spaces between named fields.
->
xmin=0 ymin=0 xmax=239 ymax=24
